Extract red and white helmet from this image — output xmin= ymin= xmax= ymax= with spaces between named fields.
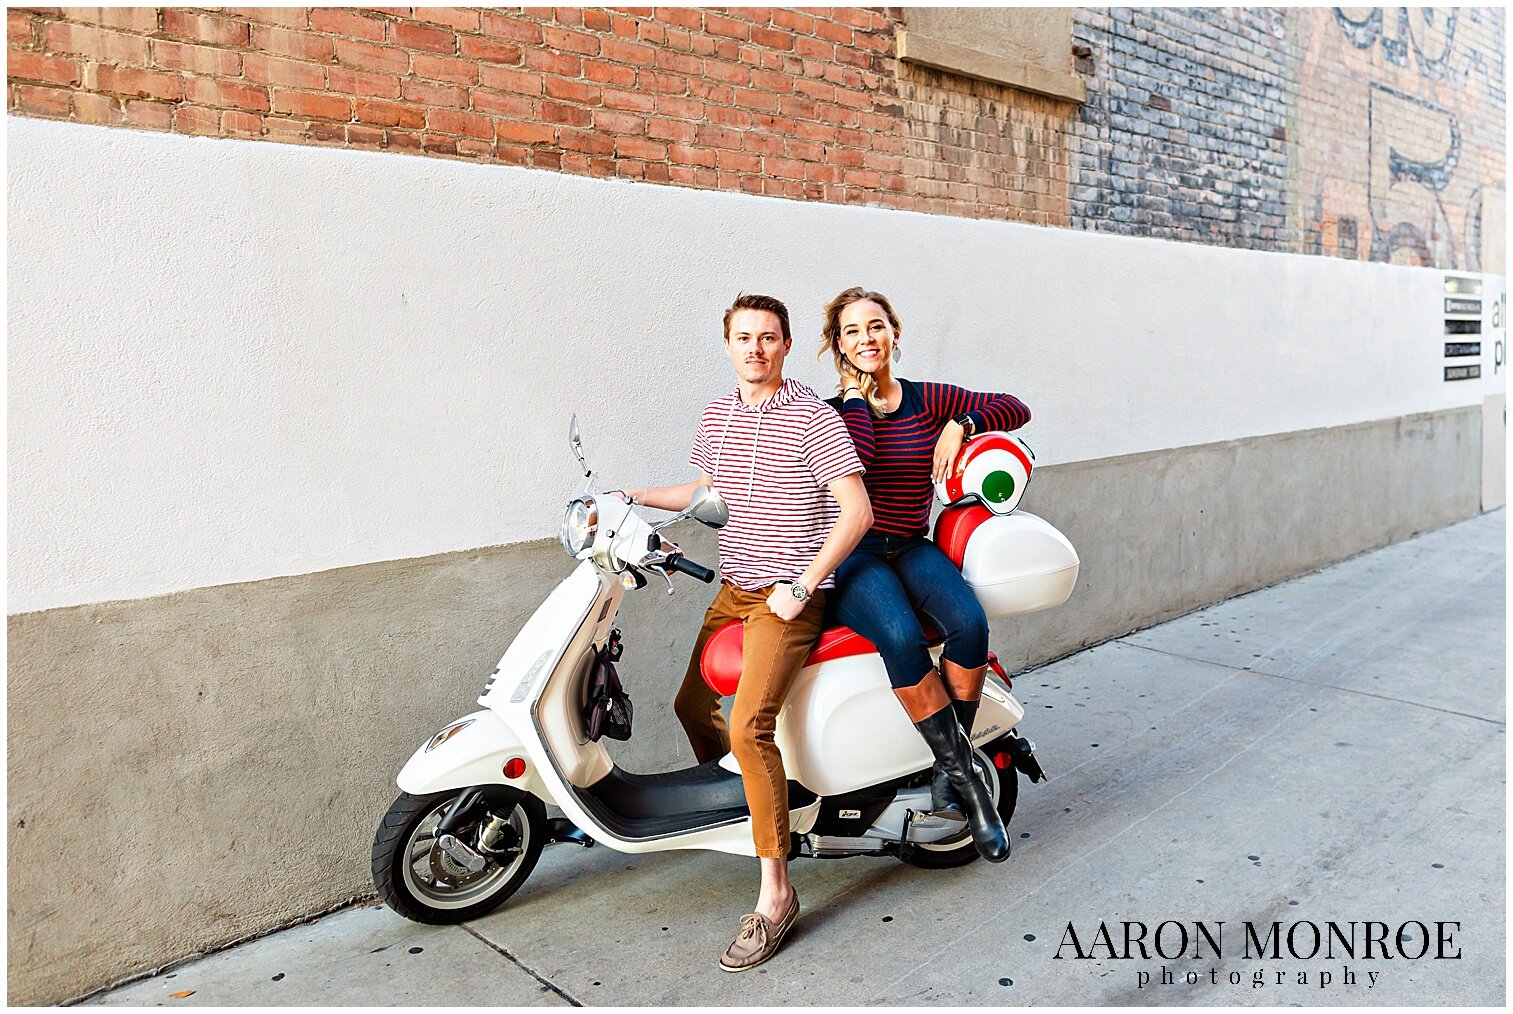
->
xmin=934 ymin=432 xmax=1034 ymax=515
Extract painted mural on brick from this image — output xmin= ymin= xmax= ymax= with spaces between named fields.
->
xmin=1296 ymin=7 xmax=1506 ymax=269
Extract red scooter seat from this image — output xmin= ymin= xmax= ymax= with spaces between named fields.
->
xmin=700 ymin=504 xmax=992 ymax=697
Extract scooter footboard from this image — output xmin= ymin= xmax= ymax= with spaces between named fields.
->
xmin=396 ymin=709 xmax=556 ymax=804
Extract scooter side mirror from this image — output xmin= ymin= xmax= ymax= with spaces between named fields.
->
xmin=688 ymin=485 xmax=728 ymax=529
xmin=568 ymin=414 xmax=588 ymax=476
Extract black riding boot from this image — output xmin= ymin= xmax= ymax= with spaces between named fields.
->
xmin=930 ymin=699 xmax=979 ymax=820
xmin=914 ymin=707 xmax=1009 ymax=862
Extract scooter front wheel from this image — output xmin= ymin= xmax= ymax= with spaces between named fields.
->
xmin=899 ymin=748 xmax=1019 ymax=870
xmin=372 ymin=788 xmax=546 ymax=924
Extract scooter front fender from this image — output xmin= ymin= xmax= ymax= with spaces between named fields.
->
xmin=396 ymin=709 xmax=556 ymax=804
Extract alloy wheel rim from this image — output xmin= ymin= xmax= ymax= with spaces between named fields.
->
xmin=400 ymin=797 xmax=531 ymax=909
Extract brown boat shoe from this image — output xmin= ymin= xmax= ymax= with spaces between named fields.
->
xmin=719 ymin=893 xmax=800 ymax=972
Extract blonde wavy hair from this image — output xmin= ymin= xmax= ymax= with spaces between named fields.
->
xmin=818 ymin=286 xmax=903 ymax=419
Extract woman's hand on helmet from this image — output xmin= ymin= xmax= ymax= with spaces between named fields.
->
xmin=932 ymin=421 xmax=968 ymax=483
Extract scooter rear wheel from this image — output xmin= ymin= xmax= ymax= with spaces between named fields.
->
xmin=899 ymin=748 xmax=1018 ymax=870
xmin=373 ymin=788 xmax=546 ymax=924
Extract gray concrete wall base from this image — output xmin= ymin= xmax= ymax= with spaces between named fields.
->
xmin=5 ymin=406 xmax=1483 ymax=1004
xmin=999 ymin=406 xmax=1484 ymax=673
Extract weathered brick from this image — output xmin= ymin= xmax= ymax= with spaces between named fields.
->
xmin=542 ymin=25 xmax=600 ymax=56
xmin=557 ymin=127 xmax=614 ymax=154
xmin=96 ymin=63 xmax=179 ymax=100
xmin=354 ymin=98 xmax=425 ymax=129
xmin=391 ymin=20 xmax=456 ymax=54
xmin=479 ymin=65 xmax=542 ymax=95
xmin=591 ymin=107 xmax=641 ymax=133
xmin=524 ymin=48 xmax=582 ymax=77
xmin=8 ymin=51 xmax=80 ymax=86
xmin=657 ymin=94 xmax=703 ymax=119
xmin=412 ymin=53 xmax=477 ymax=84
xmin=479 ymin=12 xmax=543 ymax=46
xmin=270 ymin=87 xmax=350 ymax=120
xmin=221 ymin=109 xmax=264 ymax=135
xmin=458 ymin=35 xmax=521 ymax=64
xmin=122 ymin=97 xmax=173 ymax=129
xmin=411 ymin=7 xmax=480 ymax=33
xmin=161 ymin=9 xmax=250 ymax=48
xmin=173 ymin=103 xmax=220 ymax=135
xmin=57 ymin=7 xmax=158 ymax=32
xmin=646 ymin=116 xmax=697 ymax=142
xmin=183 ymin=77 xmax=270 ymax=112
xmin=427 ymin=106 xmax=492 ymax=138
xmin=13 ymin=83 xmax=70 ymax=116
xmin=225 ymin=8 xmax=307 ymax=29
xmin=309 ymin=8 xmax=386 ymax=40
xmin=243 ymin=53 xmax=326 ymax=90
xmin=601 ymin=87 xmax=655 ymax=113
xmin=46 ymin=22 xmax=149 ymax=63
xmin=615 ymin=135 xmax=665 ymax=160
xmin=583 ymin=58 xmax=637 ymax=87
xmin=543 ymin=76 xmax=600 ymax=105
xmin=601 ymin=36 xmax=655 ymax=66
xmin=334 ymin=38 xmax=410 ymax=74
xmin=704 ymin=12 xmax=748 ymax=40
xmin=400 ymin=77 xmax=466 ymax=108
xmin=250 ymin=25 xmax=334 ymax=62
xmin=495 ymin=118 xmax=554 ymax=144
xmin=538 ymin=99 xmax=592 ymax=126
xmin=327 ymin=66 xmax=401 ymax=98
xmin=69 ymin=88 xmax=120 ymax=123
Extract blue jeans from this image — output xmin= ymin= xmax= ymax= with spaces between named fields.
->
xmin=826 ymin=533 xmax=989 ymax=690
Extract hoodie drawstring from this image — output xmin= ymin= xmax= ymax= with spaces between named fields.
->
xmin=711 ymin=379 xmax=788 ymax=506
xmin=747 ymin=410 xmax=763 ymax=505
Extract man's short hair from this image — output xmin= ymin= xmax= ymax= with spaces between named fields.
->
xmin=723 ymin=293 xmax=791 ymax=343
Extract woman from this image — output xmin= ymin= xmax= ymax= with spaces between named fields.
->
xmin=819 ymin=286 xmax=1031 ymax=863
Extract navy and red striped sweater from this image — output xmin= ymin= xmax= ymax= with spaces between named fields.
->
xmin=828 ymin=379 xmax=1031 ymax=537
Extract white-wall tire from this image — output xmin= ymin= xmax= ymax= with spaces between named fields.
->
xmin=372 ymin=789 xmax=546 ymax=924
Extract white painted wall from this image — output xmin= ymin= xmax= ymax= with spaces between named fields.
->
xmin=7 ymin=117 xmax=1495 ymax=613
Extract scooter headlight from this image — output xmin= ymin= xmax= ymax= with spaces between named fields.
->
xmin=560 ymin=496 xmax=598 ymax=558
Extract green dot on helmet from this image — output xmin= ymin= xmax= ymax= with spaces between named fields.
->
xmin=982 ymin=469 xmax=1015 ymax=503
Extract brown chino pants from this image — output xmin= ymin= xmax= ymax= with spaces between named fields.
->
xmin=673 ymin=582 xmax=828 ymax=858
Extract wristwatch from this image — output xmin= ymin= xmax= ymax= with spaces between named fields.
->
xmin=952 ymin=412 xmax=977 ymax=437
xmin=786 ymin=581 xmax=810 ymax=603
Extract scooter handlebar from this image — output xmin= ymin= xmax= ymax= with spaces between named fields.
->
xmin=664 ymin=554 xmax=716 ymax=583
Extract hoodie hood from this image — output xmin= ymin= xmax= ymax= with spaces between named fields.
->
xmin=730 ymin=377 xmax=807 ymax=413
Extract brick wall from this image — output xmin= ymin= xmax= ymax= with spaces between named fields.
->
xmin=6 ymin=6 xmax=1072 ymax=226
xmin=6 ymin=7 xmax=1506 ymax=266
xmin=1068 ymin=8 xmax=1293 ymax=249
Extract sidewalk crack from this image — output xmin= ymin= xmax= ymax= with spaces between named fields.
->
xmin=461 ymin=925 xmax=582 ymax=1007
xmin=1121 ymin=640 xmax=1505 ymax=727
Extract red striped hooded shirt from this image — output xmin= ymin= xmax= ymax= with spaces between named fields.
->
xmin=690 ymin=378 xmax=863 ymax=591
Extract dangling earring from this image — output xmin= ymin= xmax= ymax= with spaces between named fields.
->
xmin=892 ymin=342 xmax=901 ymax=361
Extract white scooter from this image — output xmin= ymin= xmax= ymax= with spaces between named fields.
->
xmin=373 ymin=418 xmax=1078 ymax=924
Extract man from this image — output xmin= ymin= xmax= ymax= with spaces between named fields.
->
xmin=630 ymin=293 xmax=871 ymax=971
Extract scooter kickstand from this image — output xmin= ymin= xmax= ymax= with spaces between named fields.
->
xmin=546 ymin=817 xmax=595 ymax=847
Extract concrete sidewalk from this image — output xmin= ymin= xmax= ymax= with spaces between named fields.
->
xmin=83 ymin=511 xmax=1505 ymax=1007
